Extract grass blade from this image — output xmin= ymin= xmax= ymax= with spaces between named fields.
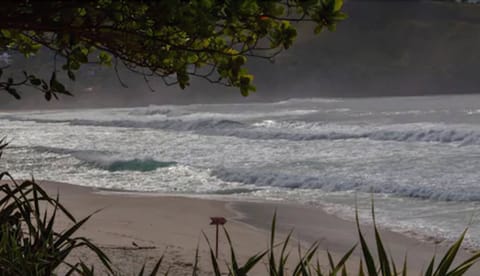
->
xmin=149 ymin=255 xmax=164 ymax=276
xmin=202 ymin=231 xmax=221 ymax=276
xmin=355 ymin=206 xmax=377 ymax=276
xmin=446 ymin=250 xmax=480 ymax=276
xmin=371 ymin=200 xmax=392 ymax=276
xmin=433 ymin=229 xmax=467 ymax=276
xmin=192 ymin=244 xmax=200 ymax=276
xmin=331 ymin=244 xmax=357 ymax=275
xmin=425 ymin=256 xmax=435 ymax=276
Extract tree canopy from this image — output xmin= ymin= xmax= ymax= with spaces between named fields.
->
xmin=0 ymin=0 xmax=346 ymax=100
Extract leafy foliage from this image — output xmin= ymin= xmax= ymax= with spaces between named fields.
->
xmin=0 ymin=0 xmax=347 ymax=99
xmin=201 ymin=210 xmax=480 ymax=276
xmin=0 ymin=175 xmax=113 ymax=275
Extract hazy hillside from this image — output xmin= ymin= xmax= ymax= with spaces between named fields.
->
xmin=1 ymin=0 xmax=479 ymax=109
xmin=257 ymin=0 xmax=480 ymax=98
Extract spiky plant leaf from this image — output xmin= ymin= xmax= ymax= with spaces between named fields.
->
xmin=371 ymin=201 xmax=392 ymax=276
xmin=148 ymin=255 xmax=164 ymax=276
xmin=192 ymin=244 xmax=200 ymax=276
xmin=202 ymin=232 xmax=222 ymax=276
xmin=355 ymin=207 xmax=377 ymax=276
xmin=331 ymin=245 xmax=357 ymax=275
xmin=446 ymin=250 xmax=480 ymax=275
xmin=433 ymin=229 xmax=467 ymax=276
xmin=359 ymin=260 xmax=365 ymax=276
xmin=425 ymin=256 xmax=435 ymax=276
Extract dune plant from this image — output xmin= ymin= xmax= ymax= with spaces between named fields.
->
xmin=200 ymin=209 xmax=480 ymax=276
xmin=0 ymin=138 xmax=111 ymax=275
xmin=0 ymin=176 xmax=114 ymax=275
xmin=353 ymin=202 xmax=480 ymax=276
xmin=201 ymin=212 xmax=356 ymax=276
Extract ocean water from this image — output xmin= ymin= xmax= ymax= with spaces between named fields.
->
xmin=2 ymin=94 xmax=480 ymax=246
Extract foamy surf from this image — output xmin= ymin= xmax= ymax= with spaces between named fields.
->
xmin=2 ymin=95 xmax=480 ymax=248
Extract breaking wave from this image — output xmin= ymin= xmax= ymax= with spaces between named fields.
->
xmin=128 ymin=105 xmax=174 ymax=116
xmin=211 ymin=168 xmax=480 ymax=201
xmin=218 ymin=127 xmax=480 ymax=146
xmin=95 ymin=158 xmax=176 ymax=172
xmin=6 ymin=117 xmax=244 ymax=131
xmin=65 ymin=118 xmax=244 ymax=131
xmin=33 ymin=146 xmax=176 ymax=172
xmin=6 ymin=115 xmax=480 ymax=146
xmin=273 ymin=97 xmax=341 ymax=105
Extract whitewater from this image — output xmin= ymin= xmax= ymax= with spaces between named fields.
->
xmin=2 ymin=94 xmax=480 ymax=246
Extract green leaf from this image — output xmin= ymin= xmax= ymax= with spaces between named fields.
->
xmin=52 ymin=81 xmax=66 ymax=92
xmin=334 ymin=0 xmax=344 ymax=12
xmin=333 ymin=12 xmax=348 ymax=21
xmin=327 ymin=23 xmax=337 ymax=32
xmin=67 ymin=70 xmax=76 ymax=81
xmin=314 ymin=25 xmax=323 ymax=34
xmin=355 ymin=207 xmax=377 ymax=276
xmin=425 ymin=256 xmax=435 ymax=276
xmin=187 ymin=55 xmax=199 ymax=64
xmin=372 ymin=201 xmax=392 ymax=276
xmin=447 ymin=251 xmax=480 ymax=275
xmin=70 ymin=61 xmax=80 ymax=70
xmin=359 ymin=260 xmax=365 ymax=276
xmin=77 ymin=7 xmax=87 ymax=16
xmin=240 ymin=87 xmax=249 ymax=97
xmin=202 ymin=232 xmax=222 ymax=276
xmin=41 ymin=80 xmax=48 ymax=90
xmin=45 ymin=91 xmax=52 ymax=101
xmin=98 ymin=51 xmax=112 ymax=66
xmin=49 ymin=72 xmax=71 ymax=95
xmin=331 ymin=244 xmax=357 ymax=274
xmin=433 ymin=229 xmax=467 ymax=276
xmin=29 ymin=78 xmax=41 ymax=86
xmin=6 ymin=87 xmax=20 ymax=99
xmin=1 ymin=29 xmax=11 ymax=38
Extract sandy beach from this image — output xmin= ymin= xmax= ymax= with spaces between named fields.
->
xmin=12 ymin=180 xmax=478 ymax=275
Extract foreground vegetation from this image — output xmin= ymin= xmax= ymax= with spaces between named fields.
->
xmin=0 ymin=140 xmax=479 ymax=275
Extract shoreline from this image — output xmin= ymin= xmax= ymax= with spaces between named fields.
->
xmin=230 ymin=201 xmax=477 ymax=273
xmin=3 ymin=180 xmax=478 ymax=274
xmin=98 ymin=185 xmax=479 ymax=252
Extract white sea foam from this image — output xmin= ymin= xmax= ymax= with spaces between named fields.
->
xmin=4 ymin=95 xmax=480 ymax=247
xmin=6 ymin=115 xmax=480 ymax=146
xmin=211 ymin=168 xmax=480 ymax=201
xmin=273 ymin=97 xmax=342 ymax=105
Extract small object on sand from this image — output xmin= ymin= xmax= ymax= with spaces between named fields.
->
xmin=132 ymin=241 xmax=138 ymax=247
xmin=210 ymin=216 xmax=227 ymax=258
xmin=210 ymin=217 xmax=227 ymax=226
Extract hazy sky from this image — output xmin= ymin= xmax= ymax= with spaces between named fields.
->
xmin=1 ymin=0 xmax=479 ymax=109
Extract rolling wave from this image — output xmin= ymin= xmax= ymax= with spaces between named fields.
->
xmin=212 ymin=168 xmax=480 ymax=201
xmin=128 ymin=105 xmax=177 ymax=116
xmin=95 ymin=158 xmax=176 ymax=172
xmin=273 ymin=98 xmax=341 ymax=105
xmin=6 ymin=115 xmax=480 ymax=146
xmin=5 ymin=117 xmax=244 ymax=131
xmin=33 ymin=146 xmax=176 ymax=172
xmin=218 ymin=127 xmax=480 ymax=145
